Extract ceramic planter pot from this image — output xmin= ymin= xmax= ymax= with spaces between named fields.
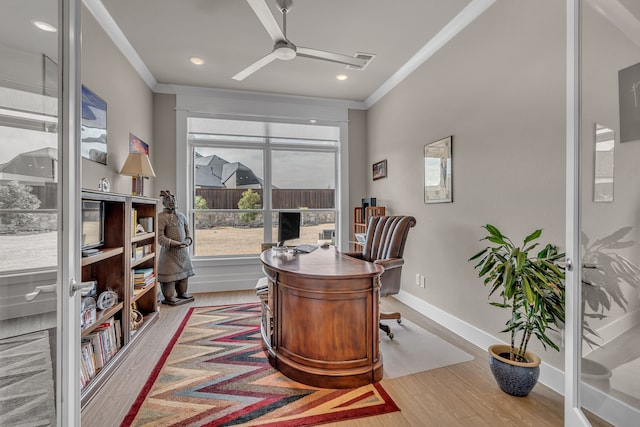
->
xmin=488 ymin=344 xmax=541 ymax=397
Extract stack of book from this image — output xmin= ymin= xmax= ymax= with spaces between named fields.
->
xmin=80 ymin=317 xmax=121 ymax=388
xmin=80 ymin=341 xmax=95 ymax=387
xmin=131 ymin=208 xmax=137 ymax=237
xmin=133 ymin=267 xmax=155 ymax=289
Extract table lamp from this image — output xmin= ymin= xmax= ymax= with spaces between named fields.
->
xmin=120 ymin=152 xmax=156 ymax=196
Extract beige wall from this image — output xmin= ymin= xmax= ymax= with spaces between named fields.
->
xmin=365 ymin=0 xmax=567 ymax=367
xmin=81 ymin=8 xmax=154 ymax=197
xmin=348 ymin=109 xmax=368 ymax=226
xmin=152 ymin=93 xmax=177 ymax=197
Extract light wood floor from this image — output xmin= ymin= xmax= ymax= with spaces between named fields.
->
xmin=81 ymin=291 xmax=611 ymax=426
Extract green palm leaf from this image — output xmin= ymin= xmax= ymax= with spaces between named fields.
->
xmin=469 ymin=224 xmax=565 ymax=359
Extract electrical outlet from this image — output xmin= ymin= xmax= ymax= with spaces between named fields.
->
xmin=420 ymin=275 xmax=426 ymax=288
xmin=415 ymin=273 xmax=421 ymax=286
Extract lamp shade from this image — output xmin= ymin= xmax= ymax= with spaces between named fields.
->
xmin=120 ymin=152 xmax=156 ymax=178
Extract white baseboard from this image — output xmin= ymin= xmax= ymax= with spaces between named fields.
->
xmin=582 ymin=382 xmax=640 ymax=427
xmin=594 ymin=308 xmax=640 ymax=347
xmin=393 ymin=290 xmax=640 ymax=425
xmin=393 ymin=290 xmax=564 ymax=395
xmin=582 ymin=308 xmax=640 ymax=357
xmin=190 ymin=280 xmax=255 ymax=293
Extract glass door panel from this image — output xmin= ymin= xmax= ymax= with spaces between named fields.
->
xmin=578 ymin=0 xmax=640 ymax=424
xmin=0 ymin=1 xmax=78 ymax=425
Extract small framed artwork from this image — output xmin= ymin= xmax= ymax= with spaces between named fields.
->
xmin=424 ymin=136 xmax=452 ymax=203
xmin=373 ymin=159 xmax=387 ymax=180
xmin=129 ymin=133 xmax=149 ymax=154
xmin=618 ymin=62 xmax=640 ymax=143
xmin=81 ymin=85 xmax=107 ymax=165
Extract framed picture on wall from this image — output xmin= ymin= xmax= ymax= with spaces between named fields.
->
xmin=129 ymin=133 xmax=149 ymax=154
xmin=618 ymin=62 xmax=640 ymax=143
xmin=373 ymin=159 xmax=387 ymax=180
xmin=81 ymin=85 xmax=107 ymax=164
xmin=424 ymin=136 xmax=452 ymax=203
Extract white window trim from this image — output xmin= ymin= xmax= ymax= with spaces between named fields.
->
xmin=173 ymin=87 xmax=351 ymax=292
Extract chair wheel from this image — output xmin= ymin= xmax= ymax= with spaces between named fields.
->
xmin=380 ymin=322 xmax=392 ymax=338
xmin=387 ymin=332 xmax=394 ymax=339
xmin=397 ymin=318 xmax=402 ymax=324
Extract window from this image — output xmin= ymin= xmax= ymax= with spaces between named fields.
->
xmin=0 ymin=84 xmax=58 ymax=273
xmin=188 ymin=117 xmax=338 ymax=257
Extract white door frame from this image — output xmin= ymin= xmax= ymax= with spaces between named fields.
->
xmin=565 ymin=0 xmax=590 ymax=425
xmin=58 ymin=0 xmax=82 ymax=425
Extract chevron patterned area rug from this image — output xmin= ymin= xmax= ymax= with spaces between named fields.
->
xmin=122 ymin=303 xmax=399 ymax=426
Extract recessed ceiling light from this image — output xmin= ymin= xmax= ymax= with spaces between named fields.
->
xmin=32 ymin=20 xmax=57 ymax=32
xmin=309 ymin=119 xmax=317 ymax=124
xmin=190 ymin=57 xmax=205 ymax=65
xmin=336 ymin=74 xmax=348 ymax=81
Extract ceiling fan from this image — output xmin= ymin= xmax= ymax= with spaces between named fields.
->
xmin=233 ymin=0 xmax=370 ymax=81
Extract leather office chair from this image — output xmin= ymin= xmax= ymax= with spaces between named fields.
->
xmin=344 ymin=215 xmax=416 ymax=339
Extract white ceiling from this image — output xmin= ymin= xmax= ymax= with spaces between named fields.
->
xmin=4 ymin=1 xmax=640 ymax=106
xmin=92 ymin=0 xmax=482 ymax=103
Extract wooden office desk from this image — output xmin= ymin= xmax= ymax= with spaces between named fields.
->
xmin=259 ymin=246 xmax=384 ymax=388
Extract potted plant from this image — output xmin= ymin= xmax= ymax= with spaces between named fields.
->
xmin=469 ymin=224 xmax=565 ymax=397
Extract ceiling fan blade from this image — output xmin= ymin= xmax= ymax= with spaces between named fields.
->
xmin=297 ymin=47 xmax=368 ymax=68
xmin=232 ymin=51 xmax=278 ymax=81
xmin=247 ymin=0 xmax=285 ymax=42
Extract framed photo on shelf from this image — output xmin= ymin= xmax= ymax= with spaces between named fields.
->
xmin=373 ymin=159 xmax=387 ymax=180
xmin=424 ymin=136 xmax=452 ymax=204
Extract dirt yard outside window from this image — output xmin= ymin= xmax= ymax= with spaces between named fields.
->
xmin=194 ymin=223 xmax=333 ymax=256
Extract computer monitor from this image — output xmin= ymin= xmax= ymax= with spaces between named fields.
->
xmin=278 ymin=212 xmax=301 ymax=247
xmin=81 ymin=200 xmax=104 ymax=250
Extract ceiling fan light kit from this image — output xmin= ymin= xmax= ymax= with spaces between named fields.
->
xmin=233 ymin=0 xmax=373 ymax=81
xmin=273 ymin=40 xmax=296 ymax=60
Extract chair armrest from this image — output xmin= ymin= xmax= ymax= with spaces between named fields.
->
xmin=342 ymin=251 xmax=364 ymax=260
xmin=374 ymin=258 xmax=404 ymax=270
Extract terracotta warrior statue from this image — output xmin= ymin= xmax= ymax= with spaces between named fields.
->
xmin=157 ymin=190 xmax=194 ymax=305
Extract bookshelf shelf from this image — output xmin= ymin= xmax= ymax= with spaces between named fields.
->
xmin=81 ymin=302 xmax=124 ymax=338
xmin=132 ymin=231 xmax=155 ymax=243
xmin=81 ymin=247 xmax=124 ymax=266
xmin=131 ymin=253 xmax=155 ymax=268
xmin=130 ymin=311 xmax=159 ymax=343
xmin=132 ymin=282 xmax=156 ymax=303
xmin=352 ymin=206 xmax=385 ymax=250
xmin=80 ymin=190 xmax=159 ymax=408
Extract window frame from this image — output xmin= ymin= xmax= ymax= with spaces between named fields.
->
xmin=187 ymin=117 xmax=340 ymax=259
